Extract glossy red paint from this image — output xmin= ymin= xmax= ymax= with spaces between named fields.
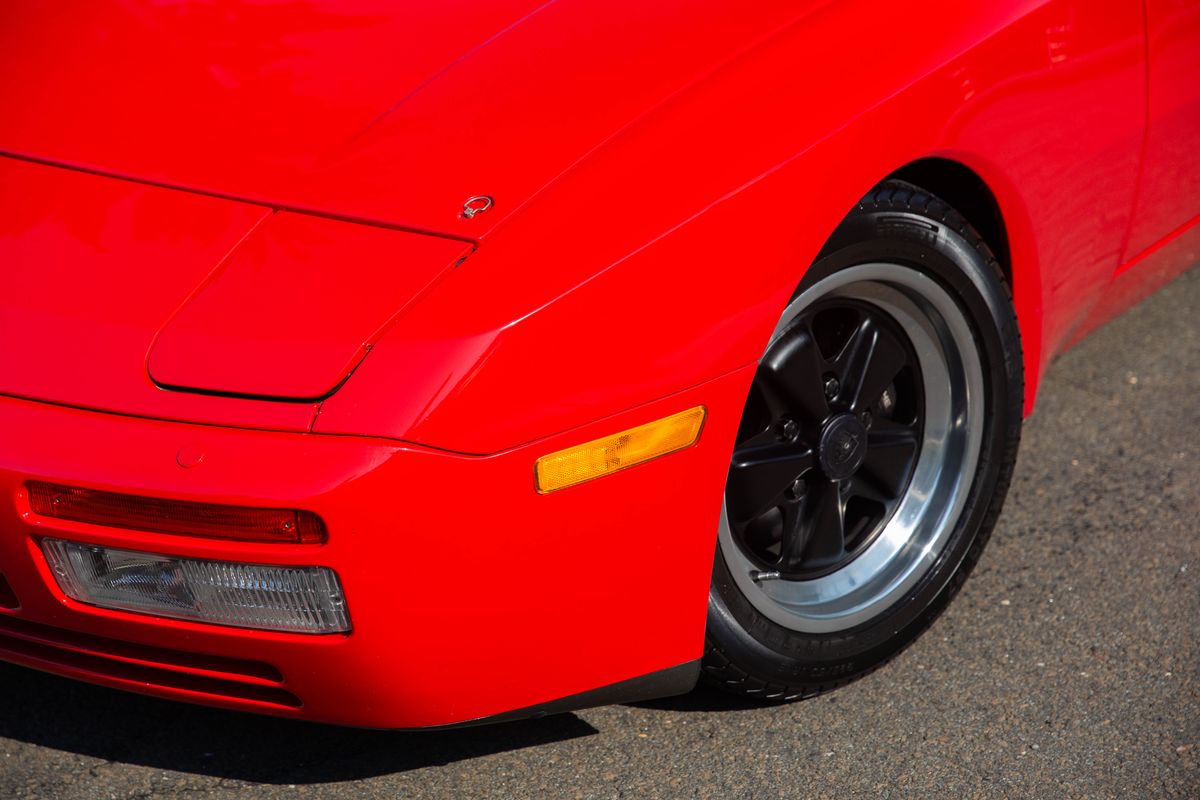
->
xmin=1125 ymin=0 xmax=1200 ymax=260
xmin=0 ymin=372 xmax=747 ymax=727
xmin=0 ymin=158 xmax=316 ymax=432
xmin=0 ymin=1 xmax=1196 ymax=727
xmin=148 ymin=212 xmax=471 ymax=400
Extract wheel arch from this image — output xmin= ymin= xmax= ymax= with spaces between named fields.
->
xmin=865 ymin=155 xmax=1042 ymax=414
xmin=887 ymin=158 xmax=1012 ymax=289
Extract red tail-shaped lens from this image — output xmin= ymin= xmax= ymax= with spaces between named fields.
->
xmin=27 ymin=482 xmax=326 ymax=544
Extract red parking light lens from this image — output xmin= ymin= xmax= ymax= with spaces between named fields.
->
xmin=26 ymin=482 xmax=326 ymax=544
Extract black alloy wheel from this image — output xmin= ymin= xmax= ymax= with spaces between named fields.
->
xmin=703 ymin=181 xmax=1024 ymax=699
xmin=726 ymin=297 xmax=925 ymax=582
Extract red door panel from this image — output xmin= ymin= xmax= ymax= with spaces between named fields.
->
xmin=1125 ymin=0 xmax=1200 ymax=259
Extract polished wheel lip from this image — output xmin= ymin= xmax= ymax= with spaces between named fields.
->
xmin=719 ymin=263 xmax=985 ymax=634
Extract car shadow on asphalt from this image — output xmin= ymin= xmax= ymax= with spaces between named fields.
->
xmin=0 ymin=662 xmax=599 ymax=783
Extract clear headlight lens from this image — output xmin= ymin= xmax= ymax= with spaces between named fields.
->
xmin=41 ymin=539 xmax=350 ymax=634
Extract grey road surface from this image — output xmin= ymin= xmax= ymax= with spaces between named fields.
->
xmin=1 ymin=269 xmax=1197 ymax=799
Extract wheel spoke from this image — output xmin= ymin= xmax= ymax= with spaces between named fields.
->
xmin=760 ymin=324 xmax=829 ymax=424
xmin=843 ymin=473 xmax=891 ymax=504
xmin=727 ymin=444 xmax=815 ymax=524
xmin=733 ymin=412 xmax=778 ymax=452
xmin=860 ymin=420 xmax=921 ymax=499
xmin=782 ymin=479 xmax=845 ymax=571
xmin=835 ymin=315 xmax=907 ymax=413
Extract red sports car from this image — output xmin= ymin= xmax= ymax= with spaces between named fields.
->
xmin=0 ymin=0 xmax=1196 ymax=729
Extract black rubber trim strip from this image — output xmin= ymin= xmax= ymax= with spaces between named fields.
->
xmin=418 ymin=659 xmax=701 ymax=730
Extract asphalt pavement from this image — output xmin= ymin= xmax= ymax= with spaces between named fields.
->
xmin=1 ymin=268 xmax=1197 ymax=799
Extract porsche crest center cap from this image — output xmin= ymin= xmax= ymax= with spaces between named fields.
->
xmin=818 ymin=413 xmax=868 ymax=481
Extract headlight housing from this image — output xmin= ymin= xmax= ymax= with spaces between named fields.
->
xmin=41 ymin=539 xmax=351 ymax=634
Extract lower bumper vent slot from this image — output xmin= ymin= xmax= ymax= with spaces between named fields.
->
xmin=0 ymin=615 xmax=300 ymax=709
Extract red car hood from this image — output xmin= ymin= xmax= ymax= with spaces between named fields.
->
xmin=0 ymin=0 xmax=817 ymax=416
xmin=0 ymin=157 xmax=469 ymax=417
xmin=0 ymin=0 xmax=813 ymax=240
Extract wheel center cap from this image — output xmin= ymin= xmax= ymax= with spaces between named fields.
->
xmin=818 ymin=413 xmax=868 ymax=480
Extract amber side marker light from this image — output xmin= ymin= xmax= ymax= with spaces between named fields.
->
xmin=26 ymin=482 xmax=326 ymax=544
xmin=535 ymin=406 xmax=707 ymax=494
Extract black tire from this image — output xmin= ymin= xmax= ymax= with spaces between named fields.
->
xmin=703 ymin=180 xmax=1023 ymax=699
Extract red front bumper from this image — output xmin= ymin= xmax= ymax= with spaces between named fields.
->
xmin=0 ymin=368 xmax=748 ymax=728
